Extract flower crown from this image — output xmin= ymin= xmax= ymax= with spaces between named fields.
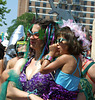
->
xmin=58 ymin=19 xmax=90 ymax=50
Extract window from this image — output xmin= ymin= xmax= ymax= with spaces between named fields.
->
xmin=83 ymin=19 xmax=86 ymax=23
xmin=29 ymin=1 xmax=31 ymax=6
xmin=65 ymin=5 xmax=68 ymax=9
xmin=76 ymin=0 xmax=80 ymax=4
xmin=83 ymin=13 xmax=86 ymax=17
xmin=76 ymin=18 xmax=80 ymax=23
xmin=43 ymin=9 xmax=46 ymax=13
xmin=36 ymin=8 xmax=40 ymax=13
xmin=91 ymin=8 xmax=94 ymax=12
xmin=58 ymin=4 xmax=62 ymax=8
xmin=42 ymin=15 xmax=45 ymax=19
xmin=70 ymin=5 xmax=73 ymax=10
xmin=29 ymin=7 xmax=32 ymax=12
xmin=91 ymin=1 xmax=94 ymax=6
xmin=59 ymin=0 xmax=67 ymax=3
xmin=90 ymin=14 xmax=94 ymax=18
xmin=72 ymin=12 xmax=77 ymax=17
xmin=83 ymin=25 xmax=85 ymax=28
xmin=76 ymin=6 xmax=80 ymax=11
xmin=84 ymin=1 xmax=87 ymax=5
xmin=90 ymin=20 xmax=93 ymax=24
xmin=50 ymin=16 xmax=53 ymax=19
xmin=73 ymin=0 xmax=79 ymax=4
xmin=83 ymin=7 xmax=87 ymax=11
xmin=35 ymin=2 xmax=40 ymax=6
xmin=43 ymin=3 xmax=46 ymax=7
xmin=89 ymin=26 xmax=92 ymax=30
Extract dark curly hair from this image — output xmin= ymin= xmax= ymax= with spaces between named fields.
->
xmin=57 ymin=26 xmax=85 ymax=55
xmin=34 ymin=18 xmax=57 ymax=29
xmin=29 ymin=18 xmax=58 ymax=57
xmin=0 ymin=43 xmax=5 ymax=59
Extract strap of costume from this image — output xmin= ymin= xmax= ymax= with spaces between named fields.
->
xmin=0 ymin=70 xmax=22 ymax=100
xmin=87 ymin=72 xmax=95 ymax=84
xmin=82 ymin=61 xmax=95 ymax=84
xmin=72 ymin=57 xmax=81 ymax=77
xmin=82 ymin=60 xmax=88 ymax=68
xmin=82 ymin=62 xmax=95 ymax=76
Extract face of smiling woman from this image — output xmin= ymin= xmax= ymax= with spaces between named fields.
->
xmin=29 ymin=24 xmax=44 ymax=51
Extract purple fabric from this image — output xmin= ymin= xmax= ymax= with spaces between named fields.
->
xmin=19 ymin=59 xmax=79 ymax=100
xmin=48 ymin=81 xmax=79 ymax=100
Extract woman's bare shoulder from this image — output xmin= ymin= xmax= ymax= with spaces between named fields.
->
xmin=13 ymin=58 xmax=27 ymax=74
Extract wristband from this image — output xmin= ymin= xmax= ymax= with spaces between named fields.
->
xmin=27 ymin=89 xmax=37 ymax=100
xmin=27 ymin=93 xmax=30 ymax=100
xmin=44 ymin=55 xmax=53 ymax=62
xmin=27 ymin=91 xmax=32 ymax=100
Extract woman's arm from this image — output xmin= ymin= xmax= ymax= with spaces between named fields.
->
xmin=0 ymin=59 xmax=4 ymax=75
xmin=0 ymin=69 xmax=10 ymax=86
xmin=7 ymin=82 xmax=43 ymax=100
xmin=7 ymin=82 xmax=29 ymax=100
xmin=13 ymin=58 xmax=26 ymax=74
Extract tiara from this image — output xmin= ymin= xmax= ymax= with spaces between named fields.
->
xmin=58 ymin=19 xmax=90 ymax=50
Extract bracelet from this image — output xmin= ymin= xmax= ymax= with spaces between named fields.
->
xmin=27 ymin=91 xmax=32 ymax=100
xmin=44 ymin=55 xmax=53 ymax=62
xmin=27 ymin=89 xmax=37 ymax=100
xmin=27 ymin=93 xmax=30 ymax=100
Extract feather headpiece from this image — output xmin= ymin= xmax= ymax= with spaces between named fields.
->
xmin=58 ymin=19 xmax=90 ymax=50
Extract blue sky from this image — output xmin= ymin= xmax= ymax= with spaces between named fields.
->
xmin=0 ymin=0 xmax=18 ymax=34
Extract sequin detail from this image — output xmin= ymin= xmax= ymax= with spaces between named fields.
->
xmin=19 ymin=58 xmax=79 ymax=100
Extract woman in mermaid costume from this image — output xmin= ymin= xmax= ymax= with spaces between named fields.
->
xmin=0 ymin=18 xmax=58 ymax=100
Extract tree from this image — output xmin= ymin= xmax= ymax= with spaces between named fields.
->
xmin=7 ymin=12 xmax=35 ymax=40
xmin=0 ymin=0 xmax=11 ymax=26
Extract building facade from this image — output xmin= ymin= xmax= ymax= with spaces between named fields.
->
xmin=18 ymin=0 xmax=95 ymax=33
xmin=91 ymin=19 xmax=95 ymax=60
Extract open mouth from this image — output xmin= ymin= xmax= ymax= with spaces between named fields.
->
xmin=30 ymin=41 xmax=36 ymax=44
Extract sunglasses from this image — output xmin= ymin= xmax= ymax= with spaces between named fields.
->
xmin=27 ymin=31 xmax=39 ymax=38
xmin=16 ymin=41 xmax=27 ymax=48
xmin=56 ymin=38 xmax=67 ymax=43
xmin=27 ymin=24 xmax=39 ymax=38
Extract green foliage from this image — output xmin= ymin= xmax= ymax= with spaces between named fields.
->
xmin=0 ymin=0 xmax=11 ymax=26
xmin=7 ymin=12 xmax=35 ymax=40
xmin=0 ymin=35 xmax=1 ymax=39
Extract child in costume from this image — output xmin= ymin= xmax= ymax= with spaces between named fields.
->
xmin=40 ymin=19 xmax=90 ymax=100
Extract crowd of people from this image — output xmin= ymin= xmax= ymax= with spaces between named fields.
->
xmin=0 ymin=18 xmax=95 ymax=100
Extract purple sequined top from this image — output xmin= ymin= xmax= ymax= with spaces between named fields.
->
xmin=19 ymin=58 xmax=79 ymax=100
xmin=19 ymin=58 xmax=54 ymax=99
